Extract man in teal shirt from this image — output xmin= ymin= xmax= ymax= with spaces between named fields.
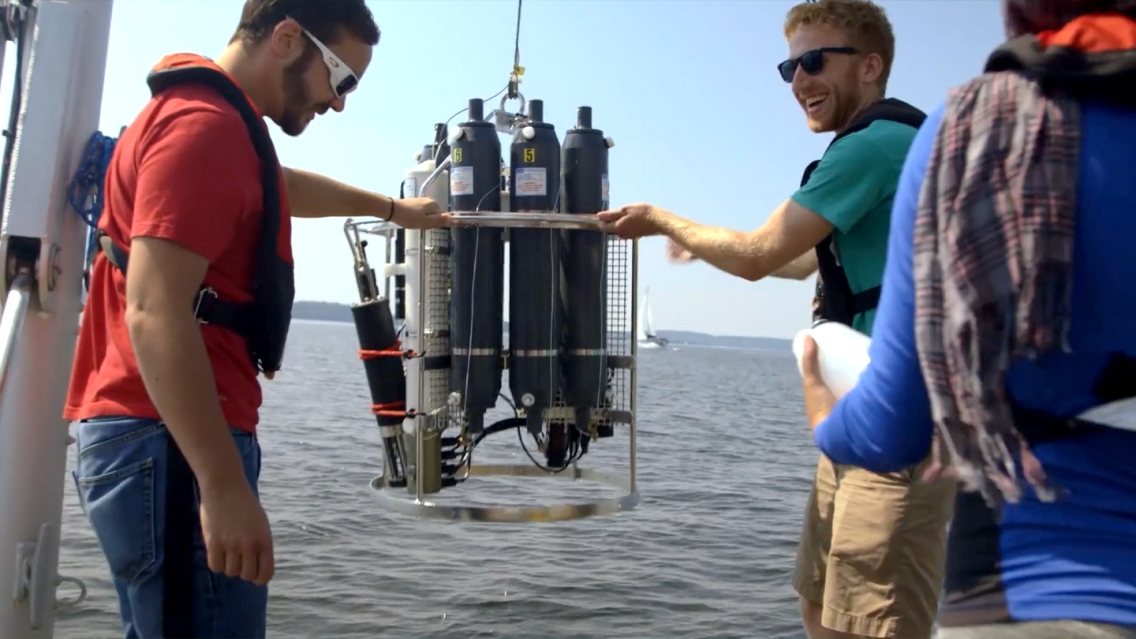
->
xmin=603 ymin=100 xmax=918 ymax=336
xmin=598 ymin=1 xmax=956 ymax=637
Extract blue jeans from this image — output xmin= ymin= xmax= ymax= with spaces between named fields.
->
xmin=72 ymin=416 xmax=267 ymax=639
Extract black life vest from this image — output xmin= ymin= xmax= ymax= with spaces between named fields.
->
xmin=97 ymin=58 xmax=295 ymax=374
xmin=1011 ymin=352 xmax=1136 ymax=444
xmin=801 ymin=98 xmax=926 ymax=327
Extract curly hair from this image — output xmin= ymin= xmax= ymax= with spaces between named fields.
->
xmin=784 ymin=0 xmax=895 ymax=94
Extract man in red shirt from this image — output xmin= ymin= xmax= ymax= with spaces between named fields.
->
xmin=66 ymin=2 xmax=445 ymax=637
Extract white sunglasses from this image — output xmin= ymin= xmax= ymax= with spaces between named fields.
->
xmin=287 ymin=15 xmax=360 ymax=98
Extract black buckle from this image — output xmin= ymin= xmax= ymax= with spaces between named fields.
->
xmin=193 ymin=287 xmax=218 ymax=325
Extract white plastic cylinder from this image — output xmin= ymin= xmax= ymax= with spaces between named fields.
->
xmin=404 ymin=158 xmax=434 ymax=203
xmin=419 ymin=162 xmax=449 ymax=205
xmin=400 ymin=159 xmax=434 ymax=436
xmin=792 ymin=321 xmax=872 ymax=399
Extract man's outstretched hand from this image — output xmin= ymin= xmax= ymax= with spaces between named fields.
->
xmin=597 ymin=203 xmax=666 ymax=239
xmin=393 ymin=197 xmax=451 ymax=229
xmin=597 ymin=205 xmax=698 ymax=263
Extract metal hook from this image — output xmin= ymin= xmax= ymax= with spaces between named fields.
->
xmin=499 ymin=91 xmax=527 ymax=118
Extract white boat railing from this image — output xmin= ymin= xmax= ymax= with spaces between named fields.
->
xmin=0 ymin=269 xmax=32 ymax=395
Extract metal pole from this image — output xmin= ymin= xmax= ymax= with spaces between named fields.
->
xmin=0 ymin=269 xmax=32 ymax=394
xmin=628 ymin=238 xmax=638 ymax=494
xmin=0 ymin=2 xmax=115 ymax=636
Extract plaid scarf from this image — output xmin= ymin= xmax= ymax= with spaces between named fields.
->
xmin=913 ymin=11 xmax=1136 ymax=506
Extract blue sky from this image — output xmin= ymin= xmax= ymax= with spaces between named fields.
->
xmin=86 ymin=0 xmax=1005 ymax=339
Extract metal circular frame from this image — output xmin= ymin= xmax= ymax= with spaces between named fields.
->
xmin=499 ymin=91 xmax=528 ymax=117
xmin=369 ymin=463 xmax=640 ymax=523
xmin=448 ymin=210 xmax=604 ymax=231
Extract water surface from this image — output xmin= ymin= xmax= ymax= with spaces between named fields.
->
xmin=57 ymin=320 xmax=816 ymax=639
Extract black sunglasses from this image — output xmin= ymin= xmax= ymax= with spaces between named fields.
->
xmin=777 ymin=47 xmax=858 ymax=83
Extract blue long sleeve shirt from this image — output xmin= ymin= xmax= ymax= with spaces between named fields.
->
xmin=812 ymin=99 xmax=1136 ymax=627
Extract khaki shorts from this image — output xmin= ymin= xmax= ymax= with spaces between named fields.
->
xmin=793 ymin=453 xmax=957 ymax=639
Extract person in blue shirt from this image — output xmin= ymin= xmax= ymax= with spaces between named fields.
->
xmin=798 ymin=1 xmax=1136 ymax=638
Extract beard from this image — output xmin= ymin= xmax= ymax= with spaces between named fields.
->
xmin=805 ymin=67 xmax=866 ymax=134
xmin=278 ymin=55 xmax=315 ymax=137
xmin=806 ymin=91 xmax=856 ymax=133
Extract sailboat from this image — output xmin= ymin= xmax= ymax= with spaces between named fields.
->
xmin=637 ymin=287 xmax=670 ymax=350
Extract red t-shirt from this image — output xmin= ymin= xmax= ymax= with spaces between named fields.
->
xmin=64 ymin=65 xmax=292 ymax=433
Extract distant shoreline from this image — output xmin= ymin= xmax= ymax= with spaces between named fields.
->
xmin=292 ymin=301 xmax=792 ymax=352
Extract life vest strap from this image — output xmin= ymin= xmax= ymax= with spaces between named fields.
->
xmin=1012 ymin=352 xmax=1136 ymax=443
xmin=96 ymin=231 xmax=253 ymax=337
xmin=850 ymin=285 xmax=881 ymax=315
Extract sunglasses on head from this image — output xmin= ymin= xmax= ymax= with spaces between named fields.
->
xmin=287 ymin=15 xmax=360 ymax=98
xmin=777 ymin=47 xmax=857 ymax=83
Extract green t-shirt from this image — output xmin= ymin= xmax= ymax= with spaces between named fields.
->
xmin=790 ymin=119 xmax=919 ymax=336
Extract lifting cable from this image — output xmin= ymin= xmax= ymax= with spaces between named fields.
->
xmin=507 ymin=0 xmax=524 ymax=100
xmin=438 ymin=0 xmax=527 ymax=132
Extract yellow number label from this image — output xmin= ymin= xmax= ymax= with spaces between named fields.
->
xmin=452 ymin=147 xmax=463 ymax=163
xmin=523 ymin=148 xmax=535 ymax=163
